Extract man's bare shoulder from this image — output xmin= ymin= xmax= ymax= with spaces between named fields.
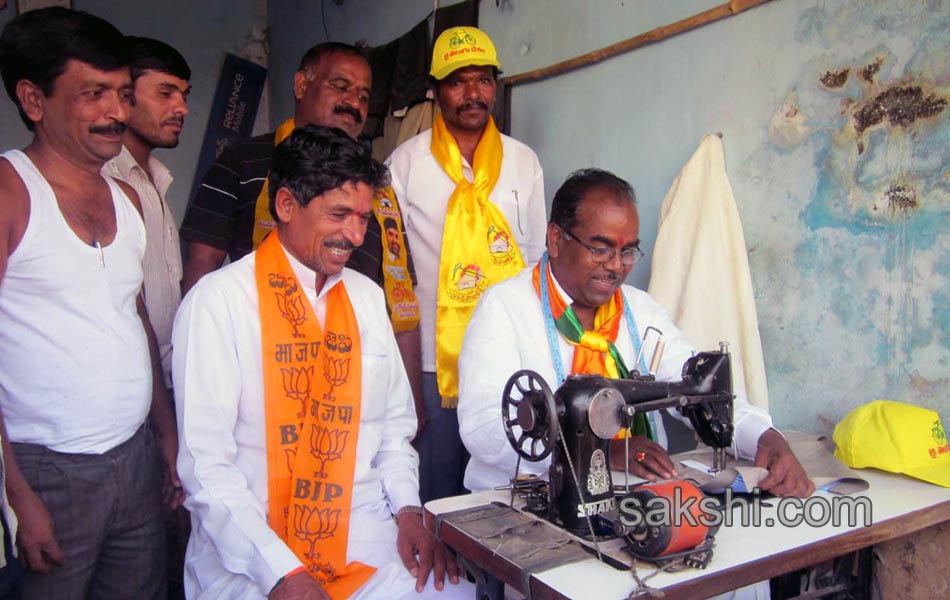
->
xmin=0 ymin=156 xmax=31 ymax=252
xmin=110 ymin=177 xmax=144 ymax=218
xmin=0 ymin=156 xmax=27 ymax=202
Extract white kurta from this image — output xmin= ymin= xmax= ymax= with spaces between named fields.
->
xmin=648 ymin=135 xmax=770 ymax=410
xmin=458 ymin=267 xmax=773 ymax=493
xmin=104 ymin=146 xmax=182 ymax=389
xmin=173 ymin=247 xmax=469 ymax=600
xmin=386 ymin=128 xmax=547 ymax=372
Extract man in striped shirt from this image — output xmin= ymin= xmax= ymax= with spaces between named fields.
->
xmin=180 ymin=42 xmax=425 ymax=436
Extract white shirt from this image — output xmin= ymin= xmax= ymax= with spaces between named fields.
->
xmin=387 ymin=129 xmax=547 ymax=371
xmin=457 ymin=267 xmax=774 ymax=493
xmin=173 ymin=247 xmax=424 ymax=599
xmin=104 ymin=146 xmax=182 ymax=388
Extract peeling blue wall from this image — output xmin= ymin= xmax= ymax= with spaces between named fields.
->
xmin=270 ymin=0 xmax=949 ymax=434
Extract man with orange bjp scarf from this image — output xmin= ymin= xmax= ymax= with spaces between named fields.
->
xmin=173 ymin=126 xmax=469 ymax=600
xmin=387 ymin=26 xmax=546 ymax=503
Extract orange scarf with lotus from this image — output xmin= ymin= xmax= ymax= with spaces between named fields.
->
xmin=256 ymin=232 xmax=375 ymax=598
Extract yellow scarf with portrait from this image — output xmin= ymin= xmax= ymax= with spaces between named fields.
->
xmin=431 ymin=114 xmax=523 ymax=405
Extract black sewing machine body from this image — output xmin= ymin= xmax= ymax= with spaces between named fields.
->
xmin=502 ymin=349 xmax=735 ymax=536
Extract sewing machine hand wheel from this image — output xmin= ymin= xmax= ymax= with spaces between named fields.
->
xmin=501 ymin=370 xmax=558 ymax=462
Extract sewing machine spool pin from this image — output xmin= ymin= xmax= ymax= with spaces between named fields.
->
xmin=633 ymin=326 xmax=665 ymax=376
xmin=709 ymin=341 xmax=731 ymax=474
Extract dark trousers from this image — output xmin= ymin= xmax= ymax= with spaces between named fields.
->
xmin=12 ymin=426 xmax=166 ymax=600
xmin=415 ymin=373 xmax=470 ymax=503
xmin=0 ymin=511 xmax=22 ymax=600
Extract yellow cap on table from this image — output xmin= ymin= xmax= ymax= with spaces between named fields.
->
xmin=833 ymin=400 xmax=950 ymax=487
xmin=430 ymin=26 xmax=501 ymax=80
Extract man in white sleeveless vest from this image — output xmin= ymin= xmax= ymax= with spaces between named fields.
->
xmin=0 ymin=8 xmax=180 ymax=599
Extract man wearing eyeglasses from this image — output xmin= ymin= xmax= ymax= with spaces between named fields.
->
xmin=456 ymin=169 xmax=813 ymax=499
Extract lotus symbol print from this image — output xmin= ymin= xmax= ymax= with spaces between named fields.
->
xmin=270 ymin=273 xmax=307 ymax=337
xmin=281 ymin=366 xmax=314 ymax=418
xmin=293 ymin=504 xmax=341 ymax=557
xmin=322 ymin=352 xmax=350 ymax=401
xmin=284 ymin=447 xmax=297 ymax=472
xmin=310 ymin=424 xmax=348 ymax=478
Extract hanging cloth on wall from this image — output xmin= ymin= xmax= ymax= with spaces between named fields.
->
xmin=365 ymin=0 xmax=479 ymax=160
xmin=647 ymin=134 xmax=771 ymax=410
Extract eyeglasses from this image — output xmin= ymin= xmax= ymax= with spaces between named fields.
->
xmin=560 ymin=225 xmax=645 ymax=266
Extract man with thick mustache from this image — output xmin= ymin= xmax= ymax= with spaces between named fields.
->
xmin=0 ymin=8 xmax=180 ymax=598
xmin=458 ymin=169 xmax=813 ymax=501
xmin=181 ymin=41 xmax=424 ymax=436
xmin=173 ymin=125 xmax=468 ymax=600
xmin=387 ymin=26 xmax=546 ymax=502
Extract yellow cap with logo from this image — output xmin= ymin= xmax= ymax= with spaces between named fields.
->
xmin=833 ymin=400 xmax=950 ymax=487
xmin=430 ymin=26 xmax=501 ymax=81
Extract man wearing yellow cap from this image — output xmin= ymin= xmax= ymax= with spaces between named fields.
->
xmin=387 ymin=26 xmax=547 ymax=502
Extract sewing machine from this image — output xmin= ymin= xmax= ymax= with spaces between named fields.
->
xmin=500 ymin=343 xmax=735 ymax=563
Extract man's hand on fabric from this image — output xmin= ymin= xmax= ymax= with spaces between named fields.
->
xmin=10 ymin=486 xmax=64 ymax=573
xmin=157 ymin=430 xmax=185 ymax=509
xmin=413 ymin=413 xmax=426 ymax=442
xmin=267 ymin=570 xmax=331 ymax=600
xmin=754 ymin=429 xmax=814 ymax=498
xmin=609 ymin=436 xmax=677 ymax=480
xmin=395 ymin=510 xmax=460 ymax=592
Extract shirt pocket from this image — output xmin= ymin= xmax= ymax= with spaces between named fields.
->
xmin=490 ymin=186 xmax=529 ymax=242
xmin=358 ymin=335 xmax=391 ymax=424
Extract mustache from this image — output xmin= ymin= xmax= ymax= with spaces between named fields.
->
xmin=89 ymin=122 xmax=127 ymax=136
xmin=333 ymin=104 xmax=363 ymax=124
xmin=457 ymin=100 xmax=489 ymax=114
xmin=325 ymin=238 xmax=355 ymax=252
xmin=162 ymin=117 xmax=184 ymax=127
